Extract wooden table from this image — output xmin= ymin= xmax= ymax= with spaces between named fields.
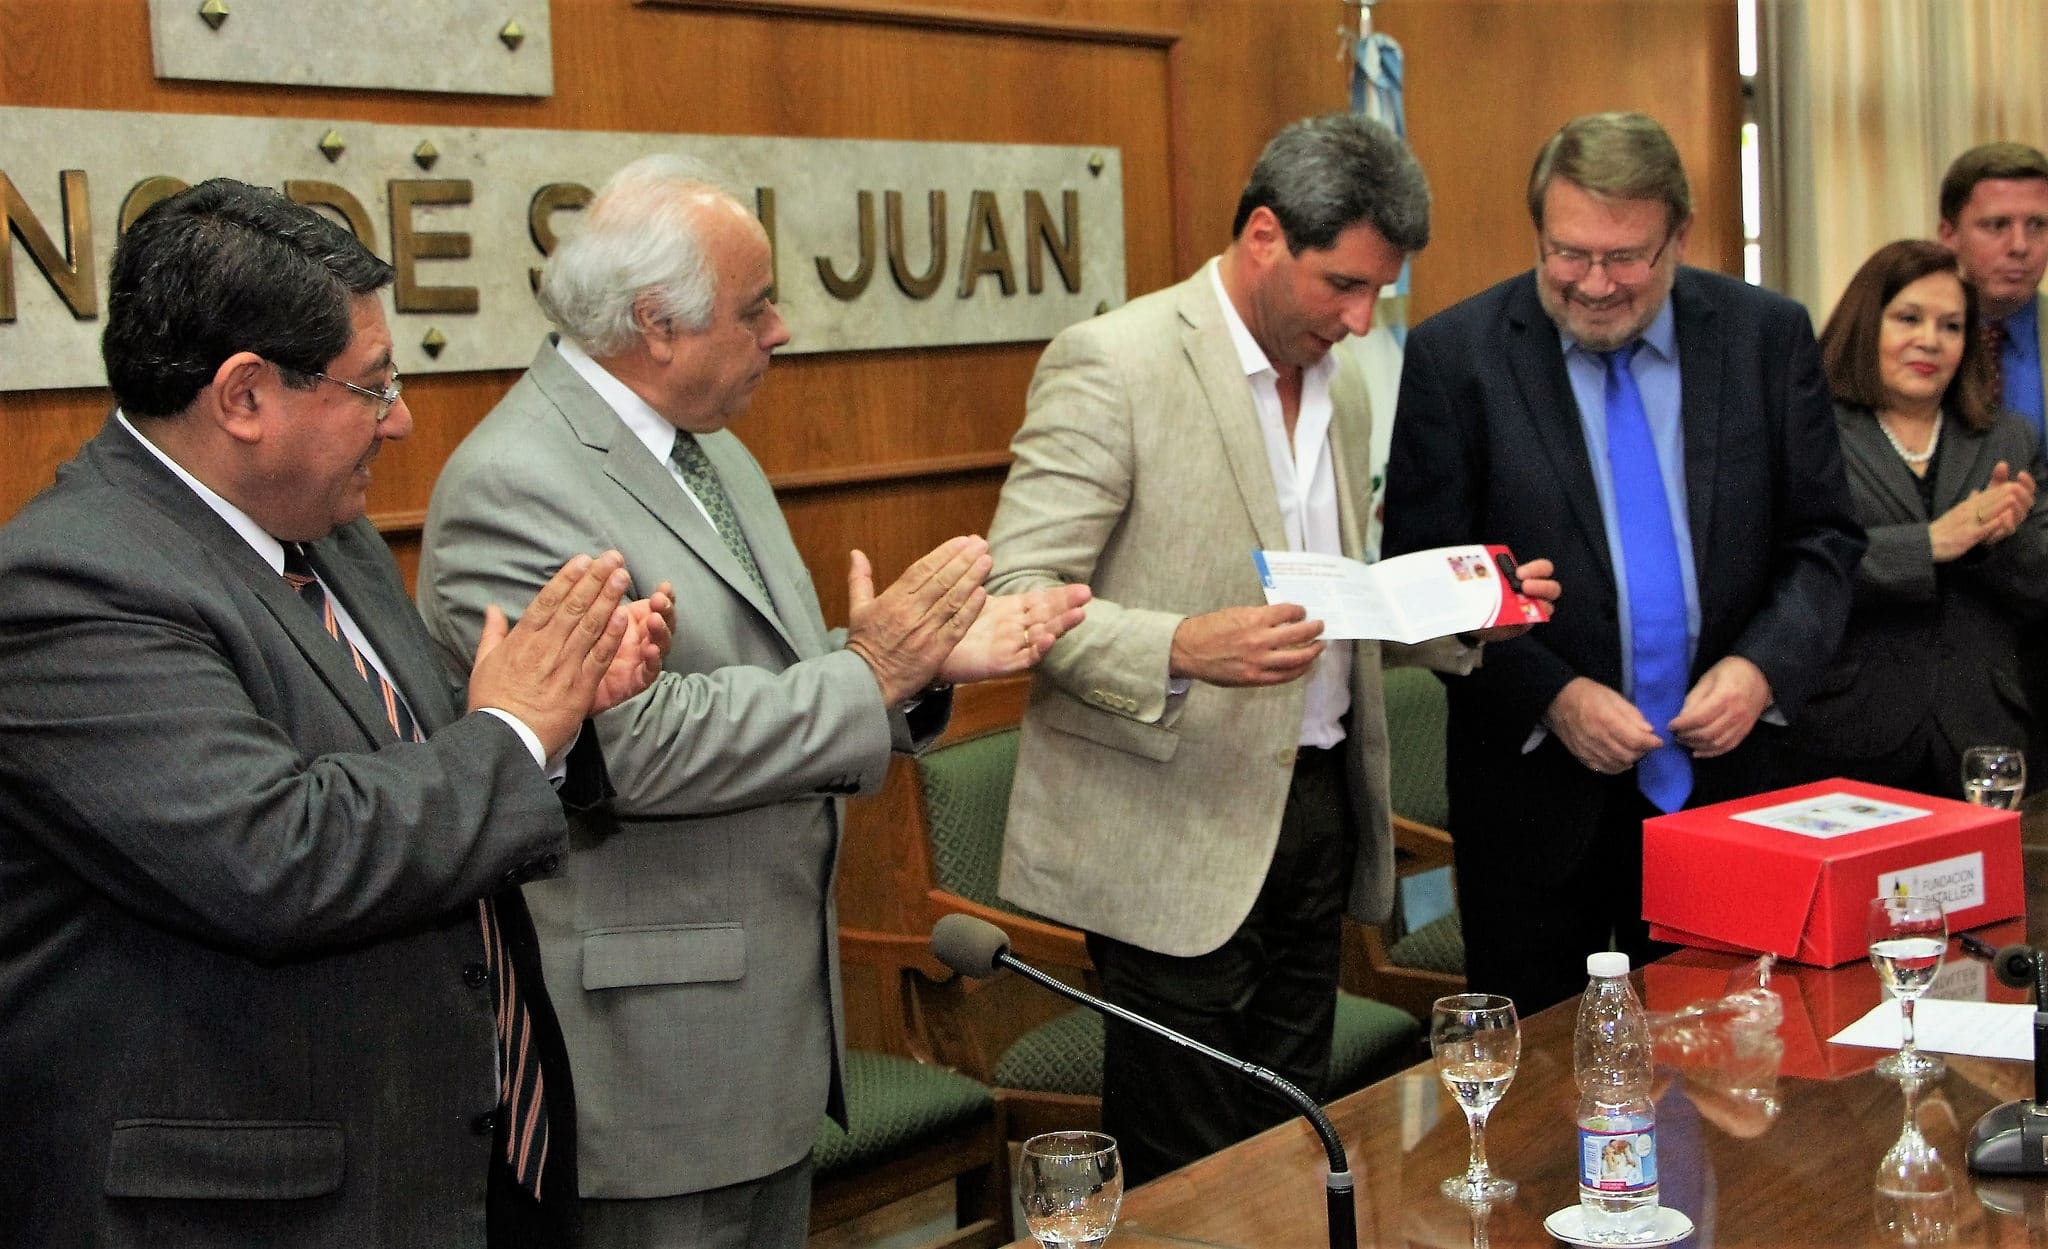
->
xmin=1005 ymin=844 xmax=2048 ymax=1247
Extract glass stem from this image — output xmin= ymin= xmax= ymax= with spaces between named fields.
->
xmin=1465 ymin=1108 xmax=1492 ymax=1183
xmin=1900 ymin=997 xmax=1917 ymax=1056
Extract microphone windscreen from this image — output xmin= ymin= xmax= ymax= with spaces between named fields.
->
xmin=931 ymin=914 xmax=1010 ymax=979
xmin=1993 ymin=943 xmax=2038 ymax=990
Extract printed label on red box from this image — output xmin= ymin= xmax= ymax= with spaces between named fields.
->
xmin=1877 ymin=851 xmax=1985 ymax=913
xmin=1732 ymin=791 xmax=1932 ymax=839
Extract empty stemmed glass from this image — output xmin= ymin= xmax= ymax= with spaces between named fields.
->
xmin=1019 ymin=1131 xmax=1122 ymax=1248
xmin=1432 ymin=993 xmax=1521 ymax=1203
xmin=1962 ymin=745 xmax=2026 ymax=809
xmin=1868 ymin=896 xmax=1947 ymax=1079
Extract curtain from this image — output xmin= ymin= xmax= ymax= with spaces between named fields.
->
xmin=1759 ymin=0 xmax=2048 ymax=322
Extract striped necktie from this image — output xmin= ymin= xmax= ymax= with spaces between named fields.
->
xmin=670 ymin=431 xmax=770 ymax=600
xmin=282 ymin=543 xmax=550 ymax=1198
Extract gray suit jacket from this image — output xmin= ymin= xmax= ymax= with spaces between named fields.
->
xmin=0 ymin=417 xmax=579 ymax=1248
xmin=418 ymin=339 xmax=941 ymax=1199
xmin=1788 ymin=403 xmax=2048 ymax=760
xmin=986 ymin=267 xmax=1461 ymax=958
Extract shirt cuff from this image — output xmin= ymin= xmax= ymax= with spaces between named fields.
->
xmin=478 ymin=707 xmax=574 ymax=783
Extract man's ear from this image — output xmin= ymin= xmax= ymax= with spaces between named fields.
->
xmin=1238 ymin=205 xmax=1289 ymax=267
xmin=210 ymin=352 xmax=272 ymax=446
xmin=632 ymin=295 xmax=675 ymax=361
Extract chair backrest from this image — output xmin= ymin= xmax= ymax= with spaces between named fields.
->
xmin=1383 ymin=665 xmax=1450 ymax=833
xmin=917 ymin=729 xmax=1020 ymax=912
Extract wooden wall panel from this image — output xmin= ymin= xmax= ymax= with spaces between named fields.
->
xmin=1382 ymin=0 xmax=1743 ymax=323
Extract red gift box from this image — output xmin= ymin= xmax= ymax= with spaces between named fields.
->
xmin=1642 ymin=780 xmax=2021 ymax=967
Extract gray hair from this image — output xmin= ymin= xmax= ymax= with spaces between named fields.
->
xmin=538 ymin=154 xmax=740 ymax=355
xmin=1230 ymin=112 xmax=1430 ymax=254
xmin=1527 ymin=113 xmax=1692 ymax=233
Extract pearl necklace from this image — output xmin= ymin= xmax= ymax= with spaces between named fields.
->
xmin=1876 ymin=413 xmax=1941 ymax=465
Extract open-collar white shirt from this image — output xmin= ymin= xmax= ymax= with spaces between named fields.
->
xmin=1207 ymin=260 xmax=1351 ymax=750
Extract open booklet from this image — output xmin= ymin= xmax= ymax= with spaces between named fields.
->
xmin=1253 ymin=544 xmax=1551 ymax=644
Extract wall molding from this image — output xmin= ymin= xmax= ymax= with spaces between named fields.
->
xmin=640 ymin=0 xmax=1178 ymax=47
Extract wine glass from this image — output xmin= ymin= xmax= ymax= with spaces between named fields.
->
xmin=1962 ymin=745 xmax=2026 ymax=809
xmin=1019 ymin=1131 xmax=1122 ymax=1248
xmin=1868 ymin=896 xmax=1947 ymax=1079
xmin=1431 ymin=993 xmax=1521 ymax=1203
xmin=1873 ymin=1071 xmax=1957 ymax=1245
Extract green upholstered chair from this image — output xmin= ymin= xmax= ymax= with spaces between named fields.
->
xmin=1351 ymin=664 xmax=1468 ymax=1018
xmin=811 ymin=933 xmax=1010 ymax=1248
xmin=912 ymin=701 xmax=1422 ymax=1139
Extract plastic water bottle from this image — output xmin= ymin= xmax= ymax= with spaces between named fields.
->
xmin=1574 ymin=951 xmax=1659 ymax=1240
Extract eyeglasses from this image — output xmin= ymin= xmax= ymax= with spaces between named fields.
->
xmin=312 ymin=370 xmax=404 ymax=423
xmin=1540 ymin=234 xmax=1672 ymax=284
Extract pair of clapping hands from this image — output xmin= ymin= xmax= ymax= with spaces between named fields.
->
xmin=467 ymin=539 xmax=1095 ymax=755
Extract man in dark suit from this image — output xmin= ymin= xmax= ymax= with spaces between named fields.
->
xmin=1383 ymin=113 xmax=1865 ymax=1012
xmin=0 ymin=179 xmax=672 ymax=1248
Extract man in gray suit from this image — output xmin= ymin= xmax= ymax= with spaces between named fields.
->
xmin=0 ymin=179 xmax=671 ymax=1248
xmin=986 ymin=114 xmax=1555 ymax=1185
xmin=418 ymin=156 xmax=1088 ymax=1248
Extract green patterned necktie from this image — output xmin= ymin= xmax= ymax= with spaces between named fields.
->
xmin=671 ymin=431 xmax=770 ymax=599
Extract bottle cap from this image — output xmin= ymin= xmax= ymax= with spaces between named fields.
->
xmin=1587 ymin=951 xmax=1631 ymax=977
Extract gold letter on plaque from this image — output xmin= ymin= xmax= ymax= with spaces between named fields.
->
xmin=286 ymin=180 xmax=378 ymax=250
xmin=118 ymin=177 xmax=190 ymax=234
xmin=1024 ymin=190 xmax=1081 ymax=294
xmin=527 ymin=182 xmax=592 ymax=293
xmin=0 ymin=170 xmax=96 ymax=322
xmin=388 ymin=179 xmax=479 ymax=314
xmin=815 ymin=191 xmax=876 ymax=301
xmin=885 ymin=190 xmax=946 ymax=301
xmin=957 ymin=190 xmax=1015 ymax=298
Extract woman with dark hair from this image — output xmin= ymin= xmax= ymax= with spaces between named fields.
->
xmin=1784 ymin=239 xmax=2048 ymax=797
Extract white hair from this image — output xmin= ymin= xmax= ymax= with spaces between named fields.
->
xmin=537 ymin=154 xmax=742 ymax=355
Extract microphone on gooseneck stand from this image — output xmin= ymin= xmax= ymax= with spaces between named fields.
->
xmin=1965 ymin=942 xmax=2048 ymax=1175
xmin=930 ymin=913 xmax=1359 ymax=1249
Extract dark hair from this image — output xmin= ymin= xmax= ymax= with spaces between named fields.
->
xmin=1818 ymin=239 xmax=1993 ymax=431
xmin=1230 ymin=112 xmax=1430 ymax=254
xmin=102 ymin=178 xmax=394 ymax=418
xmin=1527 ymin=112 xmax=1692 ymax=234
xmin=1939 ymin=142 xmax=2048 ymax=224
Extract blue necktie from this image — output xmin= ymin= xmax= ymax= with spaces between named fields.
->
xmin=1602 ymin=346 xmax=1693 ymax=812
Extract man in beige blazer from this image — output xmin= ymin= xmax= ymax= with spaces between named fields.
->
xmin=987 ymin=114 xmax=1555 ymax=1184
xmin=419 ymin=157 xmax=1086 ymax=1249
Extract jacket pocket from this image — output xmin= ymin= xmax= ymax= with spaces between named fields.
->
xmin=104 ymin=1119 xmax=343 ymax=1200
xmin=1035 ymin=689 xmax=1180 ymax=762
xmin=581 ymin=922 xmax=745 ymax=989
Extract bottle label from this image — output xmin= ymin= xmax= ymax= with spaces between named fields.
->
xmin=1578 ymin=1120 xmax=1657 ymax=1193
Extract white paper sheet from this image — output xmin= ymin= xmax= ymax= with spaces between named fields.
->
xmin=1730 ymin=791 xmax=1932 ymax=839
xmin=1252 ymin=544 xmax=1548 ymax=643
xmin=1829 ymin=998 xmax=2036 ymax=1061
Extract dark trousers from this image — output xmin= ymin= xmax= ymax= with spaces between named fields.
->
xmin=1086 ymin=745 xmax=1354 ymax=1188
xmin=1455 ymin=773 xmax=1673 ymax=1017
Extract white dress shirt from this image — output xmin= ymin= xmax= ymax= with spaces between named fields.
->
xmin=1208 ymin=261 xmax=1352 ymax=750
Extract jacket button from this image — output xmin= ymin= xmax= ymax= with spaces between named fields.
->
xmin=472 ymin=1111 xmax=497 ymax=1136
xmin=536 ymin=853 xmax=562 ymax=876
xmin=463 ymin=962 xmax=489 ymax=989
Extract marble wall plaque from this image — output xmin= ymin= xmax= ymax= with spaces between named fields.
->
xmin=147 ymin=0 xmax=555 ymax=97
xmin=0 ymin=106 xmax=1126 ymax=392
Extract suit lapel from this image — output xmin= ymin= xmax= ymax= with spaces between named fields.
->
xmin=1177 ymin=276 xmax=1287 ymax=551
xmin=1502 ymin=277 xmax=1614 ymax=589
xmin=1837 ymin=409 xmax=1928 ymax=521
xmin=309 ymin=526 xmax=459 ymax=733
xmin=1931 ymin=412 xmax=1988 ymax=515
xmin=530 ymin=342 xmax=800 ymax=652
xmin=1671 ymin=272 xmax=1724 ymax=575
xmin=89 ymin=418 xmax=421 ymax=747
xmin=1328 ymin=357 xmax=1370 ymax=559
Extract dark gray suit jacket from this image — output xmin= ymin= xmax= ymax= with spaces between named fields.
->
xmin=0 ymin=417 xmax=583 ymax=1248
xmin=1788 ymin=404 xmax=2048 ymax=762
xmin=1384 ymin=267 xmax=1866 ymax=875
